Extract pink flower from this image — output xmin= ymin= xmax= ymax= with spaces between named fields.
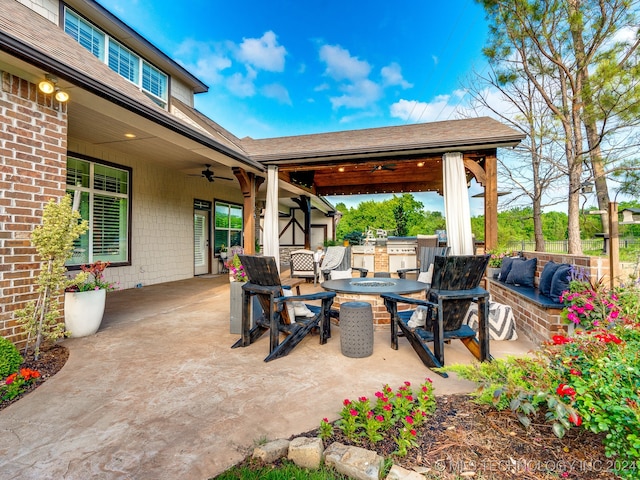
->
xmin=383 ymin=404 xmax=392 ymax=412
xmin=350 ymin=409 xmax=358 ymax=417
xmin=569 ymin=369 xmax=582 ymax=376
xmin=405 ymin=416 xmax=414 ymax=424
xmin=405 ymin=395 xmax=413 ymax=402
xmin=404 ymin=381 xmax=411 ymax=387
xmin=359 ymin=396 xmax=367 ymax=402
xmin=367 ymin=411 xmax=373 ymax=419
xmin=375 ymin=415 xmax=384 ymax=422
xmin=410 ymin=429 xmax=417 ymax=436
xmin=375 ymin=391 xmax=383 ymax=398
xmin=343 ymin=399 xmax=351 ymax=406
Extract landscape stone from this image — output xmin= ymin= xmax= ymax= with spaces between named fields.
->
xmin=287 ymin=436 xmax=324 ymax=469
xmin=324 ymin=442 xmax=384 ymax=480
xmin=251 ymin=438 xmax=290 ymax=463
xmin=386 ymin=464 xmax=428 ymax=479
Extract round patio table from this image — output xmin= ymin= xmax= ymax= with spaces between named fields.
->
xmin=322 ymin=278 xmax=428 ymax=327
xmin=322 ymin=278 xmax=427 ymax=295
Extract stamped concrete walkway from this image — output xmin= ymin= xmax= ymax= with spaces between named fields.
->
xmin=0 ymin=276 xmax=536 ymax=479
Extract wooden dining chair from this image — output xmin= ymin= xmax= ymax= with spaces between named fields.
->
xmin=382 ymin=254 xmax=491 ymax=377
xmin=231 ymin=255 xmax=335 ymax=362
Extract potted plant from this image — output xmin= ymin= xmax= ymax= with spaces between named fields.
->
xmin=64 ymin=261 xmax=118 ymax=337
xmin=219 ymin=244 xmax=228 ymax=260
xmin=14 ymin=195 xmax=88 ymax=358
xmin=486 ymin=250 xmax=509 ymax=279
xmin=225 ymin=253 xmax=260 ymax=334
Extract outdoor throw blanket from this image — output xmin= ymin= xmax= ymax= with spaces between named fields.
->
xmin=320 ymin=246 xmax=346 ymax=273
xmin=464 ymin=301 xmax=518 ymax=341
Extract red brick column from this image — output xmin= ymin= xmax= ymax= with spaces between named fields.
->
xmin=0 ymin=72 xmax=68 ymax=346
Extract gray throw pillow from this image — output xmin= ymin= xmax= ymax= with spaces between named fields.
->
xmin=505 ymin=257 xmax=537 ymax=287
xmin=539 ymin=261 xmax=560 ymax=296
xmin=549 ymin=264 xmax=572 ymax=303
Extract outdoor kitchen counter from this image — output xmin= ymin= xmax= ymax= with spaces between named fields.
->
xmin=322 ymin=277 xmax=427 ymax=328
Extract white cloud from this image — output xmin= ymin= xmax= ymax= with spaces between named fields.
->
xmin=319 ymin=44 xmax=371 ymax=81
xmin=330 ymin=79 xmax=382 ymax=109
xmin=390 ymin=95 xmax=458 ymax=122
xmin=226 ymin=67 xmax=257 ymax=97
xmin=432 ymin=55 xmax=439 ymax=65
xmin=381 ymin=62 xmax=413 ymax=88
xmin=261 ymin=83 xmax=292 ymax=105
xmin=236 ymin=31 xmax=287 ymax=72
xmin=174 ymin=39 xmax=231 ymax=84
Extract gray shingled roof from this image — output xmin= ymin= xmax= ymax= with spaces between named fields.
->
xmin=241 ymin=117 xmax=525 ymax=162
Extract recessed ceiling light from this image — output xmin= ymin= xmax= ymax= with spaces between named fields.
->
xmin=338 ymin=167 xmax=345 ymax=172
xmin=417 ymin=161 xmax=425 ymax=167
xmin=124 ymin=133 xmax=136 ymax=138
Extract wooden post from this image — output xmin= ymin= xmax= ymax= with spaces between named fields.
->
xmin=233 ymin=167 xmax=265 ymax=254
xmin=609 ymin=201 xmax=619 ymax=290
xmin=292 ymin=195 xmax=312 ymax=249
xmin=483 ymin=152 xmax=498 ymax=251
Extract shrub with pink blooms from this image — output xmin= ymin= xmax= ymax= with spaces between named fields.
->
xmin=319 ymin=378 xmax=436 ymax=456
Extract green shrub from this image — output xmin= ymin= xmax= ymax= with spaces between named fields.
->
xmin=0 ymin=337 xmax=23 ymax=379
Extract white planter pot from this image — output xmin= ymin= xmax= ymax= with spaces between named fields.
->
xmin=64 ymin=289 xmax=106 ymax=337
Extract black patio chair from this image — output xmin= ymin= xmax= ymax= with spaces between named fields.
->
xmin=397 ymin=246 xmax=450 ymax=280
xmin=382 ymin=254 xmax=491 ymax=377
xmin=231 ymin=255 xmax=335 ymax=362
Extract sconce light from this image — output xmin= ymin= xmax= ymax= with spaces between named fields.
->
xmin=38 ymin=74 xmax=69 ymax=102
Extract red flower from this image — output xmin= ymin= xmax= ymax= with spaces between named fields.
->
xmin=322 ymin=418 xmax=329 ymax=423
xmin=375 ymin=415 xmax=384 ymax=422
xmin=405 ymin=395 xmax=414 ymax=402
xmin=552 ymin=335 xmax=572 ymax=345
xmin=374 ymin=391 xmax=383 ymax=398
xmin=405 ymin=416 xmax=414 ymax=424
xmin=349 ymin=409 xmax=358 ymax=417
xmin=410 ymin=429 xmax=417 ymax=436
xmin=383 ymin=404 xmax=392 ymax=412
xmin=5 ymin=373 xmax=17 ymax=385
xmin=359 ymin=396 xmax=367 ymax=402
xmin=343 ymin=399 xmax=351 ymax=406
xmin=569 ymin=412 xmax=582 ymax=426
xmin=556 ymin=384 xmax=576 ymax=400
xmin=404 ymin=381 xmax=411 ymax=387
xmin=569 ymin=369 xmax=582 ymax=376
xmin=366 ymin=411 xmax=373 ymax=419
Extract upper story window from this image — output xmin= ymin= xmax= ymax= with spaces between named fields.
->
xmin=63 ymin=7 xmax=168 ymax=108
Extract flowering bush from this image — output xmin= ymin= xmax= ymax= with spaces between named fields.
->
xmin=1 ymin=368 xmax=41 ymax=401
xmin=225 ymin=254 xmax=247 ymax=282
xmin=319 ymin=378 xmax=436 ymax=456
xmin=66 ymin=261 xmax=118 ymax=292
xmin=444 ymin=316 xmax=640 ymax=479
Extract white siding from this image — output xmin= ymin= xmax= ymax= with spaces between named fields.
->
xmin=16 ymin=0 xmax=59 ymax=23
xmin=171 ymin=79 xmax=194 ymax=107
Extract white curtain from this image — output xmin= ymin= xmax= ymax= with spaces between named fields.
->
xmin=443 ymin=152 xmax=474 ymax=255
xmin=263 ymin=165 xmax=280 ymax=272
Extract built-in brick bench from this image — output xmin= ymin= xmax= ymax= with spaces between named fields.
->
xmin=487 ymin=252 xmax=610 ymax=345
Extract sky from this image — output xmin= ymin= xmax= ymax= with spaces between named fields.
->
xmin=96 ymin=0 xmax=494 ymax=213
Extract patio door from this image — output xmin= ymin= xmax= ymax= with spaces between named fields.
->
xmin=194 ymin=201 xmax=211 ymax=275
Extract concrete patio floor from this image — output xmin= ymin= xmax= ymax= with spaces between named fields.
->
xmin=0 ymin=275 xmax=537 ymax=479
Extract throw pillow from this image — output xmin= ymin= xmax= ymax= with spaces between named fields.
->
xmin=417 ymin=264 xmax=434 ymax=285
xmin=499 ymin=256 xmax=523 ymax=282
xmin=549 ymin=264 xmax=572 ymax=303
xmin=506 ymin=257 xmax=537 ymax=287
xmin=281 ymin=289 xmax=296 ymax=323
xmin=539 ymin=261 xmax=560 ymax=296
xmin=330 ymin=268 xmax=353 ymax=280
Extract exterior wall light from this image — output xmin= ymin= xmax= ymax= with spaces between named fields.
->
xmin=38 ymin=74 xmax=70 ymax=102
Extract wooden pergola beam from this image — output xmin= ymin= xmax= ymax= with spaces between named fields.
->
xmin=233 ymin=167 xmax=265 ymax=254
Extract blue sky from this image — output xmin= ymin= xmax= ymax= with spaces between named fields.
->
xmin=97 ymin=0 xmax=492 ymax=212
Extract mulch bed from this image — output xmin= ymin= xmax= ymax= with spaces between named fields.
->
xmin=0 ymin=344 xmax=69 ymax=412
xmin=294 ymin=394 xmax=616 ymax=480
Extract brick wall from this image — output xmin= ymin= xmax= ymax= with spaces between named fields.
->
xmin=0 ymin=72 xmax=68 ymax=346
xmin=488 ymin=251 xmax=609 ymax=345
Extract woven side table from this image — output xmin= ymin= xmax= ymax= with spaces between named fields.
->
xmin=340 ymin=301 xmax=374 ymax=358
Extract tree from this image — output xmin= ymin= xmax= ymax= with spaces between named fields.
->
xmin=476 ymin=0 xmax=640 ymax=253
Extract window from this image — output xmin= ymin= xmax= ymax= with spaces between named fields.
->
xmin=64 ymin=9 xmax=105 ymax=59
xmin=108 ymin=39 xmax=139 ymax=84
xmin=63 ymin=7 xmax=168 ymax=108
xmin=214 ymin=202 xmax=243 ymax=254
xmin=66 ymin=157 xmax=131 ymax=266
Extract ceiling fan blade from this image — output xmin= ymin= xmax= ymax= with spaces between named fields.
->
xmin=215 ymin=176 xmax=234 ymax=181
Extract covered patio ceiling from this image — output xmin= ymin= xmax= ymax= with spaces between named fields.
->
xmin=242 ymin=117 xmax=524 ymax=198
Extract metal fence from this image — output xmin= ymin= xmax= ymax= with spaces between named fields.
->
xmin=505 ymin=238 xmax=640 ymax=253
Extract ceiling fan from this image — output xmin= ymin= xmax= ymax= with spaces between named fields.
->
xmin=370 ymin=164 xmax=396 ymax=173
xmin=190 ymin=165 xmax=234 ymax=183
